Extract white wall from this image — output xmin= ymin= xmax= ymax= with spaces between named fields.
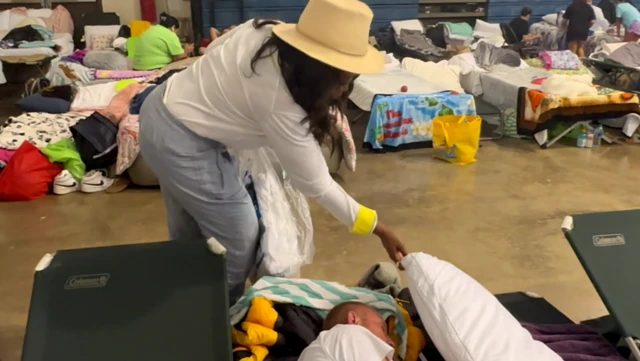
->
xmin=102 ymin=0 xmax=141 ymax=25
xmin=101 ymin=0 xmax=191 ymax=25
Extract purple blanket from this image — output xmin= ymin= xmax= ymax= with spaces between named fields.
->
xmin=523 ymin=323 xmax=626 ymax=361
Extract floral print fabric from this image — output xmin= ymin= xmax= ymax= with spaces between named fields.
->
xmin=539 ymin=50 xmax=581 ymax=70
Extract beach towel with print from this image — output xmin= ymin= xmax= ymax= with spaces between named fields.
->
xmin=229 ymin=276 xmax=409 ymax=358
xmin=92 ymin=69 xmax=158 ymax=81
xmin=364 ymin=92 xmax=476 ymax=151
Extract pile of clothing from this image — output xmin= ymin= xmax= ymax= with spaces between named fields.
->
xmin=442 ymin=22 xmax=474 ymax=49
xmin=0 ymin=23 xmax=57 ymax=50
xmin=0 ymin=67 xmax=185 ymax=201
xmin=375 ymin=21 xmax=475 ymax=64
xmin=539 ymin=50 xmax=582 ymax=70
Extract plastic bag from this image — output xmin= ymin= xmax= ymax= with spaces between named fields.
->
xmin=433 ymin=115 xmax=482 ymax=165
xmin=236 ymin=147 xmax=314 ymax=278
xmin=40 ymin=139 xmax=86 ymax=179
xmin=0 ymin=142 xmax=62 ymax=202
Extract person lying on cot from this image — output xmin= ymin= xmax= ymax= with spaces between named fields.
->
xmin=133 ymin=12 xmax=194 ymax=71
xmin=299 ymin=302 xmax=399 ymax=361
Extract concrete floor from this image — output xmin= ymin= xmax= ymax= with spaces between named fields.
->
xmin=1 ymin=123 xmax=639 ymax=359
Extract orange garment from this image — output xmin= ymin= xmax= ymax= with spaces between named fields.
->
xmin=527 ymin=90 xmax=547 ymax=112
xmin=388 ymin=303 xmax=426 ymax=361
xmin=130 ymin=20 xmax=151 ymax=37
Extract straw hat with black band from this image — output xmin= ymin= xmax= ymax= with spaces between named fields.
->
xmin=272 ymin=0 xmax=384 ymax=75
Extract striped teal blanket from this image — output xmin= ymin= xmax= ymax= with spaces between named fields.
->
xmin=229 ymin=276 xmax=408 ymax=357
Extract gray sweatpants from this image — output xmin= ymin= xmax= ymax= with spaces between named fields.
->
xmin=138 ymin=83 xmax=260 ymax=304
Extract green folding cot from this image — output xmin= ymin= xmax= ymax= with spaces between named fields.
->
xmin=587 ymin=58 xmax=640 ymax=93
xmin=561 ymin=211 xmax=640 ymax=361
xmin=21 ymin=238 xmax=233 ymax=361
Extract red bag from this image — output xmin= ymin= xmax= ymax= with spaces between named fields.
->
xmin=0 ymin=142 xmax=62 ymax=202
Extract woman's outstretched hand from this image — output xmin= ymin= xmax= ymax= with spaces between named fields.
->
xmin=373 ymin=222 xmax=408 ymax=267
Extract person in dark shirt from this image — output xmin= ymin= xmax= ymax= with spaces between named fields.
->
xmin=508 ymin=7 xmax=540 ymax=42
xmin=563 ymin=0 xmax=596 ymax=57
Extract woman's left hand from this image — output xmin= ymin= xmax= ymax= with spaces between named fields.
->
xmin=374 ymin=222 xmax=408 ymax=267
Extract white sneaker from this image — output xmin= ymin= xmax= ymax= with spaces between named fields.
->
xmin=81 ymin=169 xmax=114 ymax=193
xmin=53 ymin=170 xmax=80 ymax=195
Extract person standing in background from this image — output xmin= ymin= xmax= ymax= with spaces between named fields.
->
xmin=563 ymin=0 xmax=596 ymax=57
xmin=615 ymin=0 xmax=640 ymax=41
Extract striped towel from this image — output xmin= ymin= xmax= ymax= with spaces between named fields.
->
xmin=229 ymin=276 xmax=408 ymax=357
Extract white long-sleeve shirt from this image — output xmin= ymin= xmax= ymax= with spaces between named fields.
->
xmin=163 ymin=20 xmax=376 ymax=235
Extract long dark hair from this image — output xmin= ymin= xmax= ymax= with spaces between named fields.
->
xmin=249 ymin=19 xmax=353 ymax=145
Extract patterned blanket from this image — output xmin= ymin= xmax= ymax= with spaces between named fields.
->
xmin=91 ymin=69 xmax=157 ymax=81
xmin=0 ymin=112 xmax=88 ymax=150
xmin=47 ymin=60 xmax=160 ymax=86
xmin=364 ymin=92 xmax=476 ymax=150
xmin=229 ymin=276 xmax=408 ymax=358
xmin=525 ymin=58 xmax=593 ymax=76
xmin=516 ymin=87 xmax=640 ymax=136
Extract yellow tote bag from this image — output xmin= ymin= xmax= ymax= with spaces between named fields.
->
xmin=432 ymin=115 xmax=482 ymax=165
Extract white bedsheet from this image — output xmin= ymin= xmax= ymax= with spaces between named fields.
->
xmin=470 ymin=67 xmax=550 ymax=109
xmin=460 ymin=70 xmax=484 ymax=96
xmin=0 ymin=47 xmax=57 ymax=58
xmin=350 ymin=68 xmax=449 ymax=111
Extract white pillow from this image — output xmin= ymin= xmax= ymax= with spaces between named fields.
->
xmin=402 ymin=253 xmax=563 ymax=361
xmin=391 ymin=19 xmax=424 ymax=34
xmin=474 ymin=19 xmax=501 ymax=35
xmin=27 ymin=8 xmax=53 ymax=19
xmin=401 ymin=57 xmax=464 ymax=93
xmin=542 ymin=13 xmax=558 ymax=25
xmin=84 ymin=25 xmax=121 ymax=50
xmin=0 ymin=10 xmax=10 ymax=31
xmin=71 ymin=82 xmax=118 ymax=111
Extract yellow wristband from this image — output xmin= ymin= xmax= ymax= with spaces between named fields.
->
xmin=351 ymin=206 xmax=377 ymax=235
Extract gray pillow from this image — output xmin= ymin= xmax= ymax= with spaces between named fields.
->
xmin=84 ymin=50 xmax=129 ymax=70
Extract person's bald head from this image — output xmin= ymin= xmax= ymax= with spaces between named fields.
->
xmin=323 ymin=302 xmax=394 ymax=348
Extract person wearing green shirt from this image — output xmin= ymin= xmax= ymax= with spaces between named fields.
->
xmin=133 ymin=13 xmax=194 ymax=70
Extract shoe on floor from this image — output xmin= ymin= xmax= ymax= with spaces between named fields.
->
xmin=53 ymin=170 xmax=80 ymax=195
xmin=81 ymin=169 xmax=114 ymax=193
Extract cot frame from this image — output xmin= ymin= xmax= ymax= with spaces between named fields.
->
xmin=587 ymin=58 xmax=640 ymax=94
xmin=561 ymin=216 xmax=640 ymax=361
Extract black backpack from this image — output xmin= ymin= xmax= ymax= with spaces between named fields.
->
xmin=70 ymin=112 xmax=118 ymax=171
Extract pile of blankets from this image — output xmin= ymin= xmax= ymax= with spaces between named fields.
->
xmin=0 ymin=23 xmax=56 ymax=49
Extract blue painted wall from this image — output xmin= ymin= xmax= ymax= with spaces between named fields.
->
xmin=487 ymin=0 xmax=571 ymax=24
xmin=201 ymin=0 xmax=418 ymax=34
